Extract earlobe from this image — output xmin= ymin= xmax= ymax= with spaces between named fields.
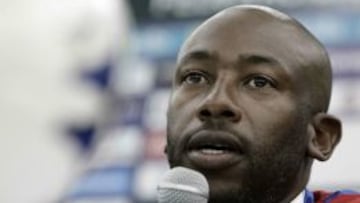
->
xmin=307 ymin=113 xmax=342 ymax=161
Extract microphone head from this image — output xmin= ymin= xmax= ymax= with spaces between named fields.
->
xmin=157 ymin=167 xmax=209 ymax=203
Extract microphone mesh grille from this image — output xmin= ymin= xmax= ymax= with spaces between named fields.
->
xmin=158 ymin=167 xmax=209 ymax=203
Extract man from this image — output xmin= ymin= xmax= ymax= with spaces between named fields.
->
xmin=165 ymin=5 xmax=359 ymax=203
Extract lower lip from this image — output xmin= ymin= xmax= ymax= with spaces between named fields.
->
xmin=187 ymin=149 xmax=243 ymax=170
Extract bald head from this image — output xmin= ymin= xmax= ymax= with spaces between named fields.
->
xmin=178 ymin=5 xmax=332 ymax=113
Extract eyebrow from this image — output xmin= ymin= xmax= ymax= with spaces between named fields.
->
xmin=178 ymin=50 xmax=215 ymax=66
xmin=175 ymin=51 xmax=216 ymax=78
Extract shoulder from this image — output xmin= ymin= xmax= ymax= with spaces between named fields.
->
xmin=313 ymin=190 xmax=360 ymax=203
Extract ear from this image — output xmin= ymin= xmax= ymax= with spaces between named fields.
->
xmin=307 ymin=112 xmax=342 ymax=161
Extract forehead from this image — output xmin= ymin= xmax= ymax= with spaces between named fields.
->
xmin=178 ymin=11 xmax=312 ymax=74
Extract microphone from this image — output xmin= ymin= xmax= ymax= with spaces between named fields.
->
xmin=157 ymin=167 xmax=209 ymax=203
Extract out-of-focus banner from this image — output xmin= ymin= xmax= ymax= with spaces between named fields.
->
xmin=63 ymin=1 xmax=360 ymax=203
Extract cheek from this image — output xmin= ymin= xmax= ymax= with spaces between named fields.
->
xmin=246 ymin=97 xmax=302 ymax=144
xmin=168 ymin=87 xmax=203 ymax=116
xmin=167 ymin=91 xmax=199 ymax=135
xmin=248 ymin=102 xmax=308 ymax=167
xmin=167 ymin=92 xmax=201 ymax=164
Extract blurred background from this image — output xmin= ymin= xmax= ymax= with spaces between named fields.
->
xmin=0 ymin=0 xmax=359 ymax=202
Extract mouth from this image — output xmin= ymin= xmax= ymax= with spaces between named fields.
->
xmin=186 ymin=130 xmax=245 ymax=170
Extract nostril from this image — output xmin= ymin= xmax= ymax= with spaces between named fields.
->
xmin=221 ymin=110 xmax=235 ymax=118
xmin=199 ymin=109 xmax=212 ymax=119
xmin=222 ymin=110 xmax=241 ymax=122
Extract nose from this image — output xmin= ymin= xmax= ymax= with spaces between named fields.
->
xmin=197 ymin=86 xmax=241 ymax=123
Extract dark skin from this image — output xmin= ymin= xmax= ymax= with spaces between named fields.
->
xmin=166 ymin=5 xmax=341 ymax=203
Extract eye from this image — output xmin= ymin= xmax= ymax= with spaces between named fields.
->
xmin=182 ymin=72 xmax=208 ymax=85
xmin=246 ymin=75 xmax=275 ymax=88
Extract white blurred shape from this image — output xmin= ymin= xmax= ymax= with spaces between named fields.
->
xmin=0 ymin=0 xmax=130 ymax=202
xmin=64 ymin=197 xmax=133 ymax=203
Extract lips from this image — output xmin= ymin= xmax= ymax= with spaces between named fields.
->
xmin=186 ymin=130 xmax=245 ymax=170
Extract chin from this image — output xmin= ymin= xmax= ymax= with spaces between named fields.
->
xmin=206 ymin=178 xmax=245 ymax=203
